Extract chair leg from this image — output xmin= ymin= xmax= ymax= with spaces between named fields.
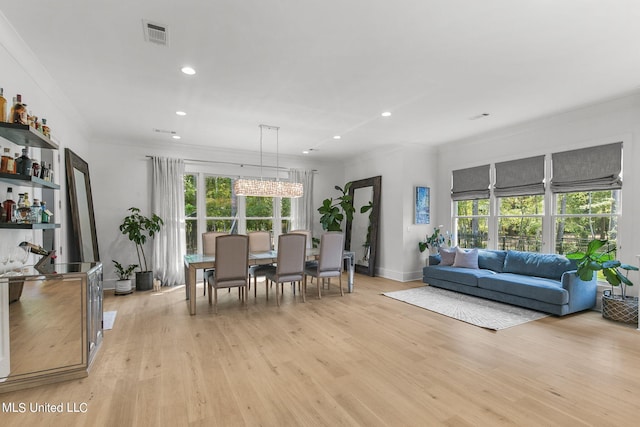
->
xmin=208 ymin=280 xmax=212 ymax=305
xmin=214 ymin=288 xmax=218 ymax=314
xmin=254 ymin=276 xmax=258 ymax=298
xmin=318 ymin=277 xmax=322 ymax=299
xmin=302 ymin=276 xmax=307 ymax=302
xmin=265 ymin=279 xmax=269 ymax=300
xmin=339 ymin=274 xmax=344 ymax=296
xmin=276 ymin=281 xmax=280 ymax=307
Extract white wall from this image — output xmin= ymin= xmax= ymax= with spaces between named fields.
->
xmin=434 ymin=91 xmax=640 ymax=296
xmin=0 ymin=13 xmax=90 ymax=270
xmin=88 ymin=138 xmax=343 ymax=287
xmin=342 ymin=144 xmax=439 ymax=282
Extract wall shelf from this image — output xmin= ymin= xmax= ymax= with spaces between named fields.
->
xmin=0 ymin=173 xmax=60 ymax=189
xmin=0 ymin=222 xmax=60 ymax=229
xmin=0 ymin=122 xmax=58 ymax=150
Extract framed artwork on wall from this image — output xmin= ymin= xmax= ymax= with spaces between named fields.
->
xmin=415 ymin=186 xmax=430 ymax=224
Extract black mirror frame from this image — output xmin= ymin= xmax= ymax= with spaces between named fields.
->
xmin=65 ymin=148 xmax=100 ymax=262
xmin=344 ymin=175 xmax=381 ymax=276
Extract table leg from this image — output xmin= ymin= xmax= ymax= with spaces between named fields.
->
xmin=185 ymin=264 xmax=197 ymax=315
xmin=348 ymin=255 xmax=354 ymax=293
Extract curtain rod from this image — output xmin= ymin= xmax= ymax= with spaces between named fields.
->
xmin=146 ymin=156 xmax=317 ymax=172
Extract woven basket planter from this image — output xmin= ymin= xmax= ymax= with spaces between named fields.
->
xmin=602 ymin=291 xmax=639 ymax=324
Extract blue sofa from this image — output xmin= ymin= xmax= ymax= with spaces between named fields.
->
xmin=422 ymin=249 xmax=597 ymax=316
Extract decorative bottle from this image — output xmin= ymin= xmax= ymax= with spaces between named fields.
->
xmin=0 ymin=87 xmax=7 ymax=123
xmin=11 ymin=94 xmax=28 ymax=125
xmin=3 ymin=187 xmax=16 ymax=222
xmin=16 ymin=147 xmax=32 ymax=176
xmin=1 ymin=147 xmax=16 ymax=173
xmin=41 ymin=118 xmax=50 ymax=138
xmin=31 ymin=159 xmax=40 ymax=178
xmin=41 ymin=200 xmax=49 ymax=223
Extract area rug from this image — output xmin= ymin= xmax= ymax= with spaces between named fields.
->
xmin=103 ymin=311 xmax=117 ymax=330
xmin=382 ymin=286 xmax=548 ymax=330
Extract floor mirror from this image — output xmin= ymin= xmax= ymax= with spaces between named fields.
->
xmin=344 ymin=176 xmax=381 ymax=276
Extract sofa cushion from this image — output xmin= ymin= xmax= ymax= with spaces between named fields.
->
xmin=477 ymin=250 xmax=507 ymax=273
xmin=439 ymin=247 xmax=456 ymax=266
xmin=477 ymin=273 xmax=569 ymax=305
xmin=452 ymin=247 xmax=479 ymax=269
xmin=502 ymin=250 xmax=576 ymax=280
xmin=423 ymin=265 xmax=497 ymax=287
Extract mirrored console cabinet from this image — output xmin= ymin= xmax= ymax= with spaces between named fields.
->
xmin=0 ymin=262 xmax=103 ymax=393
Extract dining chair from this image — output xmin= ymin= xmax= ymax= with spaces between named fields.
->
xmin=290 ymin=229 xmax=318 ymax=276
xmin=248 ymin=231 xmax=273 ymax=292
xmin=202 ymin=231 xmax=228 ymax=296
xmin=207 ymin=234 xmax=249 ymax=313
xmin=264 ymin=233 xmax=307 ymax=306
xmin=303 ymin=232 xmax=345 ymax=301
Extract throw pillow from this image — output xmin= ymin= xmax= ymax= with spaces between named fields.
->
xmin=452 ymin=247 xmax=479 ymax=269
xmin=439 ymin=247 xmax=457 ymax=266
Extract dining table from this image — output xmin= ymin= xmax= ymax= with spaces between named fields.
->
xmin=183 ymin=248 xmax=356 ymax=315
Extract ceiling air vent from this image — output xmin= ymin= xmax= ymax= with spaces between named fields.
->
xmin=143 ymin=20 xmax=168 ymax=46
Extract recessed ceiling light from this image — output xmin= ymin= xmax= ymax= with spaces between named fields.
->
xmin=172 ymin=135 xmax=181 ymax=140
xmin=302 ymin=150 xmax=310 ymax=154
xmin=333 ymin=135 xmax=341 ymax=140
xmin=176 ymin=111 xmax=187 ymax=116
xmin=469 ymin=113 xmax=490 ymax=120
xmin=381 ymin=111 xmax=391 ymax=117
xmin=181 ymin=66 xmax=196 ymax=75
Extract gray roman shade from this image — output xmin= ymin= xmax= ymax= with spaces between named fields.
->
xmin=551 ymin=142 xmax=622 ymax=193
xmin=494 ymin=155 xmax=545 ymax=197
xmin=451 ymin=164 xmax=490 ymax=201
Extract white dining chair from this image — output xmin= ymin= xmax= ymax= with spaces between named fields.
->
xmin=248 ymin=231 xmax=273 ymax=293
xmin=207 ymin=234 xmax=249 ymax=313
xmin=303 ymin=232 xmax=344 ymax=301
xmin=264 ymin=233 xmax=307 ymax=306
xmin=202 ymin=231 xmax=227 ymax=296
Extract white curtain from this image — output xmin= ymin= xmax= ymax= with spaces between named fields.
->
xmin=151 ymin=157 xmax=186 ymax=286
xmin=290 ymin=169 xmax=314 ymax=231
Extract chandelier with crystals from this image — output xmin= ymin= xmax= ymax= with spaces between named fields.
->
xmin=233 ymin=125 xmax=303 ymax=198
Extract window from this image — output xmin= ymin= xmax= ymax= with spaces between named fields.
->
xmin=554 ymin=190 xmax=619 ymax=255
xmin=184 ymin=174 xmax=197 ymax=253
xmin=455 ymin=199 xmax=489 ymax=248
xmin=497 ymin=195 xmax=543 ymax=251
xmin=184 ymin=172 xmax=292 ymax=253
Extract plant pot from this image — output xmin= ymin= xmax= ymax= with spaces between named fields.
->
xmin=115 ymin=279 xmax=133 ymax=295
xmin=135 ymin=271 xmax=154 ymax=291
xmin=602 ymin=291 xmax=638 ymax=324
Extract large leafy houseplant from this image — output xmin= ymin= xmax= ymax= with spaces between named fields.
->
xmin=119 ymin=207 xmax=164 ymax=273
xmin=567 ymin=239 xmax=638 ymax=323
xmin=318 ymin=182 xmax=355 ymax=232
xmin=567 ymin=239 xmax=637 ymax=297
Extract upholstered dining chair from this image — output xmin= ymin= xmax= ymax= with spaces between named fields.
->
xmin=290 ymin=229 xmax=317 ymax=275
xmin=206 ymin=234 xmax=249 ymax=313
xmin=248 ymin=231 xmax=273 ymax=292
xmin=202 ymin=231 xmax=228 ymax=296
xmin=303 ymin=232 xmax=345 ymax=301
xmin=264 ymin=233 xmax=307 ymax=306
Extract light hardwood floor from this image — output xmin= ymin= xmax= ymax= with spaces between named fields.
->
xmin=1 ymin=275 xmax=639 ymax=426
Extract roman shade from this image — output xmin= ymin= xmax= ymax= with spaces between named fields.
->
xmin=494 ymin=155 xmax=545 ymax=197
xmin=451 ymin=165 xmax=490 ymax=201
xmin=550 ymin=142 xmax=622 ymax=193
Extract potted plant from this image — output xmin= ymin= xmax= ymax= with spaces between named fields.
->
xmin=567 ymin=239 xmax=639 ymax=323
xmin=419 ymin=226 xmax=449 ymax=255
xmin=318 ymin=182 xmax=355 ymax=232
xmin=119 ymin=207 xmax=164 ymax=291
xmin=113 ymin=260 xmax=138 ymax=295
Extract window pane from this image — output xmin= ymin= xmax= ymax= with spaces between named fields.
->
xmin=456 ymin=199 xmax=490 ymax=216
xmin=281 ymin=197 xmax=291 ymax=217
xmin=246 ymin=196 xmax=273 ymax=217
xmin=456 ymin=217 xmax=488 ymax=248
xmin=206 ymin=176 xmax=236 ymax=217
xmin=186 ymin=219 xmax=197 ymax=253
xmin=555 ymin=216 xmax=618 ymax=254
xmin=555 ymin=190 xmax=619 ymax=215
xmin=184 ymin=174 xmax=197 ymax=218
xmin=247 ymin=219 xmax=273 ymax=232
xmin=206 ymin=219 xmax=235 ymax=233
xmin=498 ymin=217 xmax=542 ymax=251
xmin=498 ymin=195 xmax=543 ymax=216
xmin=281 ymin=220 xmax=291 ymax=234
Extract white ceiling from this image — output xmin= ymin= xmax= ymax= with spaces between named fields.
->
xmin=1 ymin=0 xmax=640 ymax=160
